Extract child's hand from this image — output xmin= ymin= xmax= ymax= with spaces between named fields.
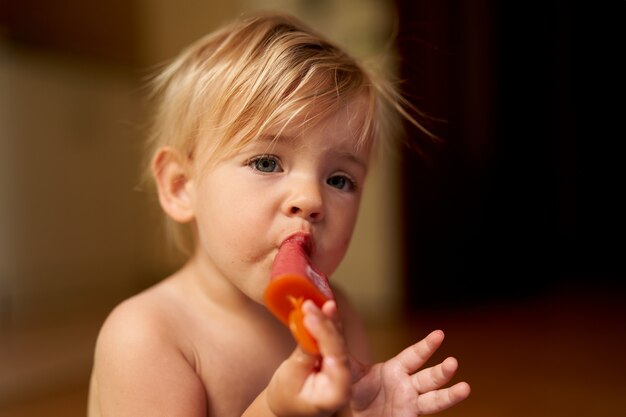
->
xmin=350 ymin=330 xmax=471 ymax=417
xmin=266 ymin=300 xmax=351 ymax=417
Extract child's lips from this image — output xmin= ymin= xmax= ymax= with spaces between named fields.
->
xmin=282 ymin=232 xmax=315 ymax=257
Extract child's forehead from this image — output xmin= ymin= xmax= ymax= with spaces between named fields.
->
xmin=261 ymin=97 xmax=370 ymax=149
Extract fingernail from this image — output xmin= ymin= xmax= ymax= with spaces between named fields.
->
xmin=302 ymin=300 xmax=318 ymax=313
xmin=304 ymin=311 xmax=320 ymax=328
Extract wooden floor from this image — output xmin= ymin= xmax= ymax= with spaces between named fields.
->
xmin=2 ymin=284 xmax=624 ymax=417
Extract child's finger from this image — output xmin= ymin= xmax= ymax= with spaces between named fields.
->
xmin=284 ymin=343 xmax=321 ymax=374
xmin=302 ymin=301 xmax=345 ymax=356
xmin=320 ymin=299 xmax=343 ymax=334
xmin=412 ymin=356 xmax=458 ymax=393
xmin=320 ymin=299 xmax=339 ymax=319
xmin=396 ymin=329 xmax=445 ymax=374
xmin=416 ymin=381 xmax=471 ymax=414
xmin=303 ymin=301 xmax=350 ymax=364
xmin=301 ymin=300 xmax=351 ymax=403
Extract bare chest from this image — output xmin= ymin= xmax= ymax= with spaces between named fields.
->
xmin=188 ymin=310 xmax=296 ymax=416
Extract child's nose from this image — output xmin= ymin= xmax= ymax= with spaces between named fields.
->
xmin=283 ymin=181 xmax=324 ymax=222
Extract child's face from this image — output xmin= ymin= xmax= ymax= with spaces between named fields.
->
xmin=188 ymin=97 xmax=371 ymax=303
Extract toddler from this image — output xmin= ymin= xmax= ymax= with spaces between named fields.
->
xmin=88 ymin=10 xmax=470 ymax=417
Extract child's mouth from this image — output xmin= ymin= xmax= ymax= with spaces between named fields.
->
xmin=282 ymin=232 xmax=314 ymax=258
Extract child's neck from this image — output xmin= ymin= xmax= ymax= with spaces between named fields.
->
xmin=181 ymin=252 xmax=268 ymax=316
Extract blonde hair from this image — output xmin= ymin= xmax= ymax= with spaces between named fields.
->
xmin=143 ymin=10 xmax=431 ymax=255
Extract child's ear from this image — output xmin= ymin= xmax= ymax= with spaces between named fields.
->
xmin=151 ymin=146 xmax=195 ymax=223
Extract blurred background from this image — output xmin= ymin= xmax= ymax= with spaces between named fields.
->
xmin=1 ymin=1 xmax=624 ymax=416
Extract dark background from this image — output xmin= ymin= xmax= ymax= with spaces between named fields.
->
xmin=396 ymin=0 xmax=625 ymax=310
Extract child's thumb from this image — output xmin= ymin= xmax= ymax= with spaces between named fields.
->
xmin=287 ymin=344 xmax=321 ymax=378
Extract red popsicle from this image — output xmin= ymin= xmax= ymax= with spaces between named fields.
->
xmin=264 ymin=233 xmax=334 ymax=355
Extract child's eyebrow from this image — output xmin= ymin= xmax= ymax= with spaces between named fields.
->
xmin=333 ymin=149 xmax=368 ymax=171
xmin=251 ymin=133 xmax=287 ymax=153
xmin=256 ymin=133 xmax=291 ymax=148
xmin=258 ymin=133 xmax=291 ymax=142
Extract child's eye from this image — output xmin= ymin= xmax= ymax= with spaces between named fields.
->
xmin=248 ymin=155 xmax=282 ymax=173
xmin=327 ymin=174 xmax=356 ymax=192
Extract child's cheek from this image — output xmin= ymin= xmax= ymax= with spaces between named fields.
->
xmin=318 ymin=238 xmax=351 ymax=277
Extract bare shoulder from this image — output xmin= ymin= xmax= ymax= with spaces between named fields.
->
xmin=95 ymin=283 xmax=185 ymax=362
xmin=90 ymin=279 xmax=207 ymax=417
xmin=99 ymin=277 xmax=196 ymax=340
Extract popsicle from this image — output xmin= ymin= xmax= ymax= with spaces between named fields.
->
xmin=264 ymin=233 xmax=334 ymax=355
